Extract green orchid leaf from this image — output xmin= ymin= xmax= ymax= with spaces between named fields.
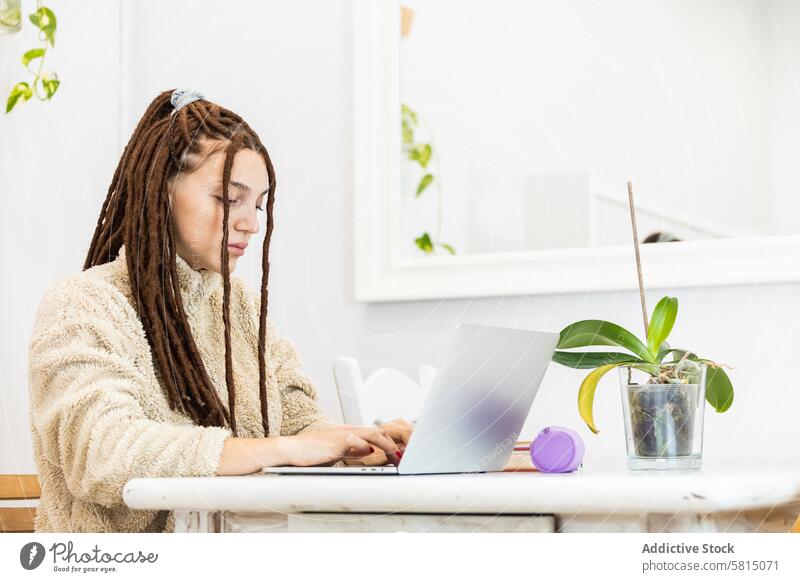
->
xmin=552 ymin=350 xmax=640 ymax=369
xmin=578 ymin=363 xmax=625 ymax=434
xmin=646 ymin=296 xmax=678 ymax=357
xmin=628 ymin=361 xmax=663 ymax=376
xmin=439 ymin=243 xmax=455 ymax=255
xmin=658 ymin=343 xmax=692 ymax=363
xmin=701 ymin=361 xmax=734 ymax=412
xmin=655 ymin=341 xmax=671 ymax=361
xmin=557 ymin=320 xmax=652 ymax=362
xmin=416 ymin=173 xmax=433 ymax=197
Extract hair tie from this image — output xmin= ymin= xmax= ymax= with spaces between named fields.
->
xmin=170 ymin=89 xmax=205 ymax=114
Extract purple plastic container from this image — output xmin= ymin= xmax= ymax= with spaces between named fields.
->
xmin=530 ymin=426 xmax=585 ymax=473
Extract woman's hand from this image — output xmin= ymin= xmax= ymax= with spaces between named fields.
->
xmin=278 ymin=422 xmax=408 ymax=467
xmin=342 ymin=417 xmax=414 ymax=467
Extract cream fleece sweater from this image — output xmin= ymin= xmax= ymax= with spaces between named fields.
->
xmin=28 ymin=244 xmax=337 ymax=533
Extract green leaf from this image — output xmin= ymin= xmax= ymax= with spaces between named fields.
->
xmin=439 ymin=243 xmax=455 ymax=255
xmin=6 ymin=92 xmax=22 ymax=114
xmin=409 ymin=144 xmax=432 ymax=168
xmin=552 ymin=351 xmax=640 ymax=369
xmin=401 ymin=103 xmax=417 ymax=125
xmin=30 ymin=7 xmax=56 ymax=47
xmin=416 ymin=173 xmax=433 ymax=197
xmin=701 ymin=360 xmax=734 ymax=412
xmin=656 ymin=342 xmax=677 ymax=362
xmin=578 ymin=363 xmax=626 ymax=434
xmin=22 ymin=48 xmax=45 ymax=67
xmin=6 ymin=81 xmax=33 ymax=113
xmin=646 ymin=296 xmax=678 ymax=358
xmin=628 ymin=361 xmax=662 ymax=376
xmin=41 ymin=76 xmax=59 ymax=99
xmin=402 ymin=121 xmax=414 ymax=146
xmin=414 ymin=232 xmax=433 ymax=253
xmin=557 ymin=320 xmax=652 ymax=362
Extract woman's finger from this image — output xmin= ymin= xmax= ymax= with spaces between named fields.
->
xmin=344 ymin=446 xmax=389 ymax=466
xmin=389 ymin=417 xmax=414 ymax=428
xmin=348 ymin=427 xmax=402 ymax=465
xmin=380 ymin=420 xmax=413 ymax=446
xmin=342 ymin=433 xmax=372 ymax=461
xmin=352 ymin=426 xmax=400 ymax=455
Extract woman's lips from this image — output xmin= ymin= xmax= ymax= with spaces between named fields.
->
xmin=227 ymin=244 xmax=245 ymax=256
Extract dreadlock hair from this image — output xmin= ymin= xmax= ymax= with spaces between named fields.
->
xmin=83 ymin=89 xmax=277 ymax=438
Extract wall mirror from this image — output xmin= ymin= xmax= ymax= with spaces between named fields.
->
xmin=353 ymin=0 xmax=800 ymax=302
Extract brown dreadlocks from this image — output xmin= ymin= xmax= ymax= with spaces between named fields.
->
xmin=83 ymin=89 xmax=276 ymax=438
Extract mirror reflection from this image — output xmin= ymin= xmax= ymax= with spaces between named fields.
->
xmin=397 ymin=0 xmax=800 ymax=257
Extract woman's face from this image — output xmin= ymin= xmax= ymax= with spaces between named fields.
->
xmin=168 ymin=143 xmax=268 ymax=274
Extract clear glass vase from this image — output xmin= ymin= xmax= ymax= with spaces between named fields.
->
xmin=619 ymin=361 xmax=707 ymax=470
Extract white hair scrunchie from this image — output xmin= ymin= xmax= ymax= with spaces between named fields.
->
xmin=170 ymin=89 xmax=205 ymax=114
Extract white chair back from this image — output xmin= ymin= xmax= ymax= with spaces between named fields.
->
xmin=333 ymin=357 xmax=435 ymax=426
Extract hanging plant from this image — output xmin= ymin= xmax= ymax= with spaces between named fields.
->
xmin=401 ymin=102 xmax=456 ymax=256
xmin=5 ymin=1 xmax=60 ymax=114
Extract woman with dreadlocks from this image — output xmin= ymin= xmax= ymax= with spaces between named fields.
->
xmin=27 ymin=89 xmax=412 ymax=533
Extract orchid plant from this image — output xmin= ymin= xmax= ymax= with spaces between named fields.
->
xmin=552 ymin=295 xmax=734 ymax=434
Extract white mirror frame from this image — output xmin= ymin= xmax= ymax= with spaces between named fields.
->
xmin=353 ymin=1 xmax=800 ymax=303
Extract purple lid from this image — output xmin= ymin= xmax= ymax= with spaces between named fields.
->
xmin=530 ymin=426 xmax=585 ymax=473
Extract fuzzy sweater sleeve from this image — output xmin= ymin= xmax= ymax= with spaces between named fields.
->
xmin=28 ymin=278 xmax=233 ymax=509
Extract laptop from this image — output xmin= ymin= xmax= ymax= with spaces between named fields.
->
xmin=262 ymin=323 xmax=559 ymax=475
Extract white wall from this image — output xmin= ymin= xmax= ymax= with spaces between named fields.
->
xmin=768 ymin=0 xmax=800 ymax=235
xmin=0 ymin=0 xmax=123 ymax=474
xmin=2 ymin=0 xmax=799 ymax=475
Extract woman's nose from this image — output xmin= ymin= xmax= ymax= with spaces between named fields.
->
xmin=234 ymin=208 xmax=260 ymax=235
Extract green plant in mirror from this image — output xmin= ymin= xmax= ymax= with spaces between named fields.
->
xmin=401 ymin=102 xmax=455 ymax=255
xmin=552 ymin=296 xmax=734 ymax=434
xmin=5 ymin=1 xmax=59 ymax=114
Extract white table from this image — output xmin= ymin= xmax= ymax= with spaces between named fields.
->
xmin=123 ymin=468 xmax=800 ymax=533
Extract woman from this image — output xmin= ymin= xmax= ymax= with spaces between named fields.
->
xmin=27 ymin=89 xmax=411 ymax=533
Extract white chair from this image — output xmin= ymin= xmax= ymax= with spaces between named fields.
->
xmin=333 ymin=357 xmax=436 ymax=426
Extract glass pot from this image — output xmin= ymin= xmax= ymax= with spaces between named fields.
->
xmin=620 ymin=361 xmax=707 ymax=470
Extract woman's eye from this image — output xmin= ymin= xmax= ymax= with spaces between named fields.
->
xmin=215 ymin=195 xmax=264 ymax=212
